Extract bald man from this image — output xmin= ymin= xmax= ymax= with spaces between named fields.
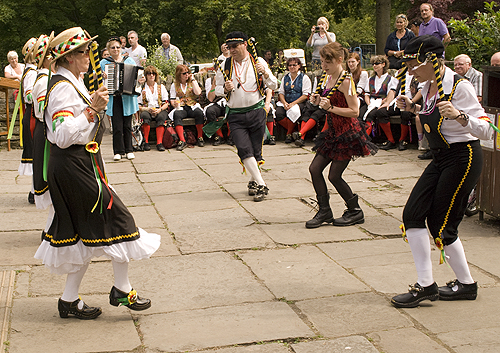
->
xmin=491 ymin=52 xmax=500 ymax=67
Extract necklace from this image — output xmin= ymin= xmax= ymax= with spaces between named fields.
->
xmin=234 ymin=58 xmax=250 ymax=86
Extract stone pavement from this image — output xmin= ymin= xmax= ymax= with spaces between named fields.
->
xmin=1 ymin=133 xmax=500 ymax=353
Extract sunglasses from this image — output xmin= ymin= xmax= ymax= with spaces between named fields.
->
xmin=109 ymin=46 xmax=121 ymax=50
xmin=181 ymin=72 xmax=190 ymax=75
xmin=372 ymin=62 xmax=384 ymax=65
xmin=146 ymin=72 xmax=156 ymax=76
xmin=228 ymin=43 xmax=241 ymax=49
xmin=288 ymin=64 xmax=298 ymax=67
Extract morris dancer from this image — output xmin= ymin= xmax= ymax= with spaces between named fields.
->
xmin=214 ymin=31 xmax=277 ymax=201
xmin=34 ymin=27 xmax=160 ymax=319
xmin=391 ymin=35 xmax=493 ymax=308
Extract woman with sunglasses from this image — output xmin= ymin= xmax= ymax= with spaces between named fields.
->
xmin=101 ymin=36 xmax=139 ymax=161
xmin=384 ymin=14 xmax=415 ymax=69
xmin=169 ymin=64 xmax=204 ymax=151
xmin=362 ymin=55 xmax=399 ymax=150
xmin=274 ymin=57 xmax=311 ymax=145
xmin=305 ymin=42 xmax=377 ymax=229
xmin=391 ymin=35 xmax=493 ymax=308
xmin=139 ymin=65 xmax=172 ymax=151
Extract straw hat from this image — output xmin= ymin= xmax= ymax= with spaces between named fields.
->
xmin=22 ymin=37 xmax=37 ymax=63
xmin=34 ymin=32 xmax=55 ymax=69
xmin=50 ymin=27 xmax=98 ymax=61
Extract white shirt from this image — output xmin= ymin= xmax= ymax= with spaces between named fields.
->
xmin=5 ymin=63 xmax=25 ymax=80
xmin=32 ymin=68 xmax=49 ymax=122
xmin=363 ymin=73 xmax=398 ymax=97
xmin=356 ymin=71 xmax=369 ymax=95
xmin=141 ymin=83 xmax=169 ymax=108
xmin=420 ymin=66 xmax=492 ymax=143
xmin=124 ymin=45 xmax=147 ymax=66
xmin=22 ymin=63 xmax=37 ymax=104
xmin=45 ymin=67 xmax=95 ymax=149
xmin=278 ymin=72 xmax=312 ymax=97
xmin=214 ymin=55 xmax=277 ymax=109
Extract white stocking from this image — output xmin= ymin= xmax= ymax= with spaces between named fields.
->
xmin=444 ymin=238 xmax=474 ymax=284
xmin=61 ymin=263 xmax=89 ymax=305
xmin=242 ymin=157 xmax=265 ymax=186
xmin=112 ymin=260 xmax=132 ymax=293
xmin=406 ymin=228 xmax=434 ymax=287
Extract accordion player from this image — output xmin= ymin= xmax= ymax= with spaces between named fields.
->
xmin=105 ymin=62 xmax=144 ymax=96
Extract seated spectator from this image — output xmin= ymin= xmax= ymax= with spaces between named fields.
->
xmin=274 ymin=57 xmax=312 ymax=146
xmin=263 ymin=87 xmax=276 ymax=145
xmin=491 ymin=52 xmax=500 ymax=66
xmin=362 ymin=55 xmax=399 ymax=150
xmin=384 ymin=14 xmax=415 ymax=69
xmin=306 ymin=16 xmax=336 ymax=71
xmin=4 ymin=50 xmax=25 ymax=81
xmin=454 ymin=54 xmax=483 ymax=102
xmin=204 ymin=73 xmax=227 ymax=146
xmin=169 ymin=64 xmax=204 ymax=151
xmin=347 ymin=53 xmax=369 ymax=119
xmin=139 ymin=65 xmax=173 ymax=151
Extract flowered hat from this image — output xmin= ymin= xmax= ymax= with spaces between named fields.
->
xmin=401 ymin=35 xmax=444 ymax=64
xmin=50 ymin=27 xmax=98 ymax=60
xmin=22 ymin=37 xmax=37 ymax=63
xmin=34 ymin=32 xmax=55 ymax=69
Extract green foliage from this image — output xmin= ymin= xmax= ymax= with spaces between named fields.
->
xmin=448 ymin=1 xmax=500 ymax=66
xmin=144 ymin=41 xmax=178 ymax=81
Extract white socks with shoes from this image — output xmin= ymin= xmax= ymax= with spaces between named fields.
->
xmin=406 ymin=228 xmax=434 ymax=287
xmin=444 ymin=238 xmax=474 ymax=284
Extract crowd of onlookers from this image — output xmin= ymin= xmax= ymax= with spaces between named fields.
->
xmin=5 ymin=3 xmax=500 ymax=159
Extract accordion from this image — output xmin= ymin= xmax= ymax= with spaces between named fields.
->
xmin=105 ymin=62 xmax=144 ymax=96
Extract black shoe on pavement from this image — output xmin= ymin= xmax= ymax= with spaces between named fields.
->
xmin=197 ymin=137 xmax=205 ymax=147
xmin=269 ymin=136 xmax=276 ymax=145
xmin=28 ymin=192 xmax=35 ymax=204
xmin=213 ymin=136 xmax=223 ymax=146
xmin=391 ymin=282 xmax=439 ymax=308
xmin=295 ymin=138 xmax=305 ymax=147
xmin=379 ymin=141 xmax=397 ymax=150
xmin=143 ymin=142 xmax=151 ymax=151
xmin=58 ymin=298 xmax=102 ymax=320
xmin=176 ymin=141 xmax=187 ymax=151
xmin=438 ymin=279 xmax=477 ymax=301
xmin=418 ymin=150 xmax=433 ymax=160
xmin=109 ymin=286 xmax=151 ymax=311
xmin=253 ymin=185 xmax=269 ymax=202
xmin=284 ymin=134 xmax=293 ymax=143
xmin=248 ymin=181 xmax=258 ymax=196
xmin=398 ymin=141 xmax=408 ymax=151
xmin=156 ymin=143 xmax=165 ymax=151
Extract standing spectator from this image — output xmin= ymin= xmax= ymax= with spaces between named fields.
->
xmin=263 ymin=50 xmax=274 ymax=67
xmin=101 ymin=37 xmax=139 ymax=161
xmin=454 ymin=54 xmax=483 ymax=102
xmin=218 ymin=43 xmax=230 ymax=61
xmin=120 ymin=36 xmax=128 ymax=56
xmin=158 ymin=33 xmax=183 ymax=64
xmin=101 ymin=48 xmax=110 ymax=59
xmin=4 ymin=51 xmax=25 ymax=81
xmin=409 ymin=20 xmax=421 ymax=36
xmin=125 ymin=30 xmax=147 ymax=66
xmin=491 ymin=52 xmax=500 ymax=66
xmin=384 ymin=14 xmax=415 ymax=69
xmin=306 ymin=17 xmax=336 ymax=71
xmin=419 ymin=3 xmax=451 ymax=45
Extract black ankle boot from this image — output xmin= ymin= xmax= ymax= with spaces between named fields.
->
xmin=109 ymin=286 xmax=151 ymax=311
xmin=58 ymin=298 xmax=102 ymax=319
xmin=334 ymin=194 xmax=364 ymax=226
xmin=306 ymin=194 xmax=334 ymax=228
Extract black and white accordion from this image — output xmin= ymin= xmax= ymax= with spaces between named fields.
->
xmin=105 ymin=62 xmax=144 ymax=96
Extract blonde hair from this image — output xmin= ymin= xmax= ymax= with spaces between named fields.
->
xmin=7 ymin=51 xmax=18 ymax=61
xmin=317 ymin=16 xmax=330 ymax=31
xmin=395 ymin=14 xmax=408 ymax=27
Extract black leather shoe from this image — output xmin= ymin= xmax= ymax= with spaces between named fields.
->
xmin=391 ymin=282 xmax=439 ymax=308
xmin=269 ymin=136 xmax=276 ymax=145
xmin=295 ymin=137 xmax=305 ymax=147
xmin=379 ymin=141 xmax=397 ymax=150
xmin=398 ymin=141 xmax=408 ymax=151
xmin=109 ymin=286 xmax=151 ymax=311
xmin=213 ymin=136 xmax=223 ymax=146
xmin=156 ymin=143 xmax=165 ymax=151
xmin=284 ymin=134 xmax=293 ymax=143
xmin=439 ymin=279 xmax=477 ymax=301
xmin=248 ymin=181 xmax=258 ymax=196
xmin=253 ymin=185 xmax=269 ymax=202
xmin=58 ymin=298 xmax=102 ymax=320
xmin=143 ymin=142 xmax=151 ymax=151
xmin=28 ymin=192 xmax=35 ymax=204
xmin=176 ymin=140 xmax=187 ymax=151
xmin=197 ymin=137 xmax=205 ymax=147
xmin=418 ymin=150 xmax=433 ymax=160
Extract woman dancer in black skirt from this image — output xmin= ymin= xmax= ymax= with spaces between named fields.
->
xmin=306 ymin=42 xmax=377 ymax=229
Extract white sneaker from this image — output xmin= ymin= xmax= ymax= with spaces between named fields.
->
xmin=113 ymin=154 xmax=121 ymax=161
xmin=126 ymin=152 xmax=135 ymax=160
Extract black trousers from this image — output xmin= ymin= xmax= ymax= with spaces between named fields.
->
xmin=403 ymin=140 xmax=482 ymax=245
xmin=227 ymin=108 xmax=266 ymax=162
xmin=111 ymin=95 xmax=133 ymax=155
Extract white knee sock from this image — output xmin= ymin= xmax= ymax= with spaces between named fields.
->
xmin=444 ymin=238 xmax=474 ymax=284
xmin=112 ymin=260 xmax=132 ymax=293
xmin=61 ymin=263 xmax=89 ymax=304
xmin=406 ymin=228 xmax=434 ymax=287
xmin=242 ymin=157 xmax=265 ymax=186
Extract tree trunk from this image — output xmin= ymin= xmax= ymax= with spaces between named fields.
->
xmin=376 ymin=0 xmax=391 ymax=55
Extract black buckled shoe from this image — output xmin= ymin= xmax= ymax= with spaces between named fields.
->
xmin=253 ymin=185 xmax=269 ymax=202
xmin=295 ymin=137 xmax=305 ymax=147
xmin=398 ymin=141 xmax=408 ymax=151
xmin=391 ymin=282 xmax=439 ymax=308
xmin=379 ymin=141 xmax=397 ymax=150
xmin=176 ymin=140 xmax=187 ymax=151
xmin=109 ymin=286 xmax=151 ymax=311
xmin=439 ymin=279 xmax=477 ymax=301
xmin=197 ymin=137 xmax=205 ymax=147
xmin=248 ymin=181 xmax=258 ymax=196
xmin=156 ymin=143 xmax=165 ymax=151
xmin=58 ymin=298 xmax=102 ymax=320
xmin=213 ymin=136 xmax=223 ymax=146
xmin=269 ymin=136 xmax=276 ymax=145
xmin=28 ymin=192 xmax=35 ymax=204
xmin=143 ymin=142 xmax=151 ymax=151
xmin=284 ymin=134 xmax=293 ymax=144
xmin=418 ymin=150 xmax=433 ymax=160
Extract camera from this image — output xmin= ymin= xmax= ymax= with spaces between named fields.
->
xmin=315 ymin=26 xmax=320 ymax=31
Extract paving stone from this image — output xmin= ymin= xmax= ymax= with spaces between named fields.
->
xmin=292 ymin=336 xmax=379 ymax=353
xmin=111 ymin=181 xmax=151 ymax=207
xmin=367 ymin=327 xmax=449 ymax=353
xmin=137 ymin=169 xmax=206 ymax=183
xmin=166 ymin=208 xmax=274 ymax=253
xmin=0 ymin=203 xmax=49 ymax=231
xmin=140 ymin=301 xmax=315 ymax=352
xmin=240 ymin=198 xmax=313 ymax=224
xmin=127 ymin=205 xmax=165 ymax=229
xmin=359 ymin=215 xmax=403 ymax=236
xmin=438 ymin=327 xmax=500 ymax=353
xmin=185 ymin=342 xmax=291 ymax=352
xmin=142 ymin=173 xmax=219 ymax=196
xmin=103 ymin=160 xmax=136 ymax=173
xmin=456 ymin=236 xmax=500 ymax=278
xmin=134 ymin=158 xmax=198 ymax=173
xmin=147 ymin=227 xmax=180 ymax=257
xmin=0 ymin=231 xmax=42 ymax=266
xmin=295 ymin=293 xmax=412 ymax=337
xmin=9 ymin=295 xmax=140 ymax=353
xmin=106 ymin=170 xmax=138 ymax=184
xmin=350 ymin=161 xmax=424 ymax=180
xmin=222 ymin=178 xmax=313 ymax=200
xmin=239 ymin=246 xmax=369 ymax=300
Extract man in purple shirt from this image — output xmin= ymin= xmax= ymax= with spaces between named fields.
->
xmin=419 ymin=3 xmax=451 ymax=44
